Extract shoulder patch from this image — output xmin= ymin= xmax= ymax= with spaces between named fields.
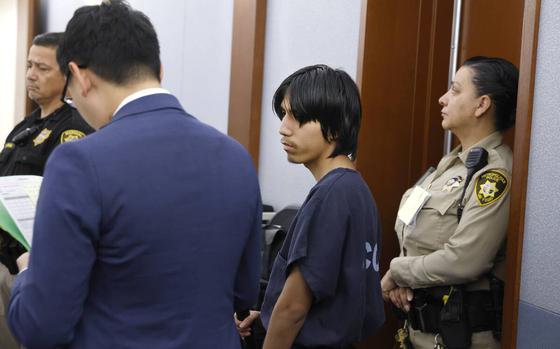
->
xmin=474 ymin=169 xmax=509 ymax=206
xmin=60 ymin=129 xmax=86 ymax=143
xmin=4 ymin=142 xmax=14 ymax=149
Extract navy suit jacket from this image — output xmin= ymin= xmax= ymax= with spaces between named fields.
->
xmin=8 ymin=93 xmax=261 ymax=349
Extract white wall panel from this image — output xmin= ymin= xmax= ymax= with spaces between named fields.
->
xmin=0 ymin=0 xmax=18 ymax=143
xmin=41 ymin=0 xmax=233 ymax=134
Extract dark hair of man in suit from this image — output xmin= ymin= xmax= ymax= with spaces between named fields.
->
xmin=56 ymin=0 xmax=161 ymax=85
xmin=272 ymin=64 xmax=362 ymax=161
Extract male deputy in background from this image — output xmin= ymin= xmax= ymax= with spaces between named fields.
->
xmin=0 ymin=32 xmax=93 ymax=349
xmin=7 ymin=1 xmax=261 ymax=348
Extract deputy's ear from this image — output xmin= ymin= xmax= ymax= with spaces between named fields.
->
xmin=68 ymin=62 xmax=91 ymax=98
xmin=474 ymin=95 xmax=492 ymax=118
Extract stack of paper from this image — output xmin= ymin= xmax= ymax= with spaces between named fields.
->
xmin=0 ymin=176 xmax=42 ymax=251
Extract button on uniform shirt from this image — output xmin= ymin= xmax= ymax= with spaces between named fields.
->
xmin=0 ymin=104 xmax=94 ymax=176
xmin=261 ymin=168 xmax=385 ymax=347
xmin=390 ymin=131 xmax=512 ymax=291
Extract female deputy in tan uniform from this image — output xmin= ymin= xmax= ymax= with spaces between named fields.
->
xmin=381 ymin=56 xmax=518 ymax=349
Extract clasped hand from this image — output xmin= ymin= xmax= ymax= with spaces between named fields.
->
xmin=381 ymin=270 xmax=413 ymax=312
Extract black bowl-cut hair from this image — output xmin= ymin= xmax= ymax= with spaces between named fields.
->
xmin=273 ymin=64 xmax=362 ymax=160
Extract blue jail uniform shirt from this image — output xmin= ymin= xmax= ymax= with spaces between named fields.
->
xmin=261 ymin=168 xmax=385 ymax=348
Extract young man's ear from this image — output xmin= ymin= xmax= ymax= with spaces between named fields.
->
xmin=474 ymin=95 xmax=492 ymax=118
xmin=68 ymin=61 xmax=91 ymax=97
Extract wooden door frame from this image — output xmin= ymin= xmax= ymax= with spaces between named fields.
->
xmin=502 ymin=0 xmax=541 ymax=347
xmin=355 ymin=1 xmax=455 ymax=346
xmin=21 ymin=0 xmax=41 ymax=115
xmin=227 ymin=0 xmax=267 ymax=169
xmin=15 ymin=0 xmax=39 ymax=118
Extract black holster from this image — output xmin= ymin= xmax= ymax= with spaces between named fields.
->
xmin=489 ymin=276 xmax=504 ymax=340
xmin=408 ymin=288 xmax=441 ymax=333
xmin=406 ymin=286 xmax=471 ymax=348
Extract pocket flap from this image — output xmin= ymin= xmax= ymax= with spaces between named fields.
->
xmin=423 ymin=197 xmax=456 ymax=215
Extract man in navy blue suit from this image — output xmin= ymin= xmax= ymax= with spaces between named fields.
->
xmin=8 ymin=1 xmax=261 ymax=348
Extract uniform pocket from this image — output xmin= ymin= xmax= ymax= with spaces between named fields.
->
xmin=14 ymin=153 xmax=45 ymax=175
xmin=424 ymin=196 xmax=457 ymax=216
xmin=421 ymin=196 xmax=459 ymax=245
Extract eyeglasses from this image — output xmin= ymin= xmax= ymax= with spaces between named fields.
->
xmin=60 ymin=65 xmax=87 ymax=106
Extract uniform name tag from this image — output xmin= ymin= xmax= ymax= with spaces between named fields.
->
xmin=397 ymin=186 xmax=431 ymax=226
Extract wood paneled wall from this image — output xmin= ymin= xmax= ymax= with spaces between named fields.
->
xmin=459 ymin=0 xmax=524 ymax=148
xmin=355 ymin=1 xmax=453 ymax=347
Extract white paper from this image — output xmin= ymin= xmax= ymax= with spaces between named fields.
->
xmin=0 ymin=176 xmax=42 ymax=247
xmin=397 ymin=185 xmax=431 ymax=226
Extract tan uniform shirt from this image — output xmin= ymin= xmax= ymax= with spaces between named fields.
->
xmin=390 ymin=132 xmax=512 ymax=290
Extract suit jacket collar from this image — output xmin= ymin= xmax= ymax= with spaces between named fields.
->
xmin=111 ymin=93 xmax=185 ymax=124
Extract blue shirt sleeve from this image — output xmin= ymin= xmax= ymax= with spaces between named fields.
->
xmin=8 ymin=142 xmax=101 ymax=348
xmin=285 ymin=190 xmax=349 ymax=303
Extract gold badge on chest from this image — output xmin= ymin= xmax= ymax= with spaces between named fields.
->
xmin=33 ymin=128 xmax=52 ymax=146
xmin=442 ymin=175 xmax=463 ymax=192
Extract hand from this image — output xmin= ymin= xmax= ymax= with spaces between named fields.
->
xmin=388 ymin=287 xmax=414 ymax=312
xmin=381 ymin=270 xmax=397 ymax=301
xmin=235 ymin=310 xmax=260 ymax=338
xmin=16 ymin=252 xmax=30 ymax=273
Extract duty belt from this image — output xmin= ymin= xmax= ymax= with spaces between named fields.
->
xmin=408 ymin=288 xmax=496 ymax=334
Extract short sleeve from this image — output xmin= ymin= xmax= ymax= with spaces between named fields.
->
xmin=285 ymin=192 xmax=349 ymax=302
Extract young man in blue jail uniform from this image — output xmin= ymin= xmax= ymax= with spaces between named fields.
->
xmin=8 ymin=1 xmax=261 ymax=348
xmin=237 ymin=65 xmax=385 ymax=349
